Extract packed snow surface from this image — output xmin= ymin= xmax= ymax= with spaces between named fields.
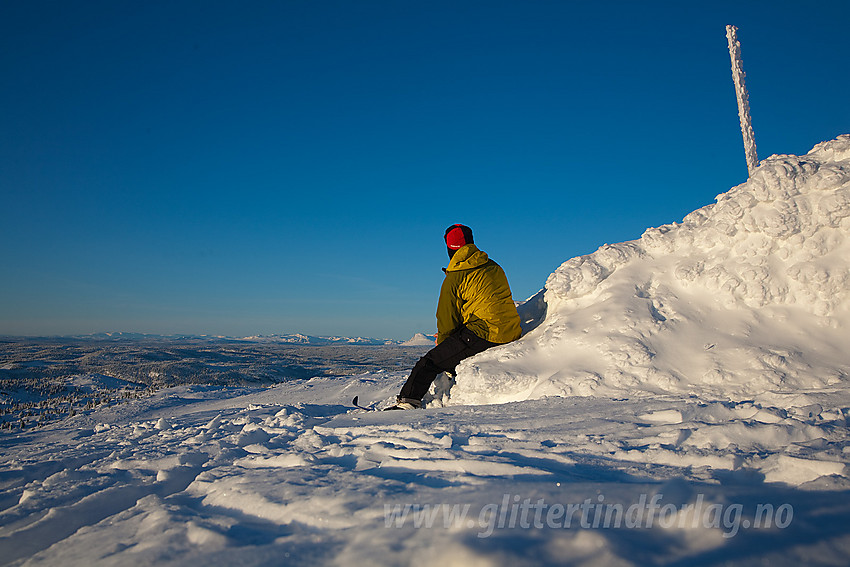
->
xmin=2 ymin=137 xmax=850 ymax=566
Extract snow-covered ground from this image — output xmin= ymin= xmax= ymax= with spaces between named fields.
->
xmin=2 ymin=136 xmax=850 ymax=566
xmin=2 ymin=373 xmax=849 ymax=566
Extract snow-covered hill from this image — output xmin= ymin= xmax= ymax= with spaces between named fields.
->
xmin=452 ymin=135 xmax=850 ymax=406
xmin=2 ymin=137 xmax=850 ymax=566
xmin=400 ymin=333 xmax=437 ymax=346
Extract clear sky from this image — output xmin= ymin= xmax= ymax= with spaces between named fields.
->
xmin=2 ymin=1 xmax=849 ymax=340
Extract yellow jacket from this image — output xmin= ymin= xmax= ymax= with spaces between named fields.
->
xmin=436 ymin=244 xmax=522 ymax=345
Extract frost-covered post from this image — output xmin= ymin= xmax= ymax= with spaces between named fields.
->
xmin=726 ymin=25 xmax=759 ymax=177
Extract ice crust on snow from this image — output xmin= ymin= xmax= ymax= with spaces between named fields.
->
xmin=451 ymin=135 xmax=850 ymax=405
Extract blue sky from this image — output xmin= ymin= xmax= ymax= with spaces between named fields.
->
xmin=2 ymin=1 xmax=849 ymax=340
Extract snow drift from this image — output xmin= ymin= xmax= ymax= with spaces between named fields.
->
xmin=450 ymin=135 xmax=850 ymax=406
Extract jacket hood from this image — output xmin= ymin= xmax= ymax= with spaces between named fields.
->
xmin=446 ymin=244 xmax=489 ymax=272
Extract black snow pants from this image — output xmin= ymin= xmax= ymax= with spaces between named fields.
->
xmin=397 ymin=325 xmax=499 ymax=403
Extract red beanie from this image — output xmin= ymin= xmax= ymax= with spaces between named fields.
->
xmin=444 ymin=224 xmax=474 ymax=250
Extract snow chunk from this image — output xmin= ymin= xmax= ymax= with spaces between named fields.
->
xmin=638 ymin=409 xmax=684 ymax=425
xmin=762 ymin=455 xmax=847 ymax=485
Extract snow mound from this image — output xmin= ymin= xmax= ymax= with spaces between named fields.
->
xmin=451 ymin=135 xmax=850 ymax=406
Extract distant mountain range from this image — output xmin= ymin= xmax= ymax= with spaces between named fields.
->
xmin=1 ymin=332 xmax=435 ymax=346
xmin=231 ymin=334 xmax=401 ymax=345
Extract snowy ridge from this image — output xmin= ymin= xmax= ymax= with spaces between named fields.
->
xmin=452 ymin=135 xmax=850 ymax=405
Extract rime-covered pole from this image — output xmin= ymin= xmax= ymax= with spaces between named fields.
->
xmin=726 ymin=25 xmax=758 ymax=177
